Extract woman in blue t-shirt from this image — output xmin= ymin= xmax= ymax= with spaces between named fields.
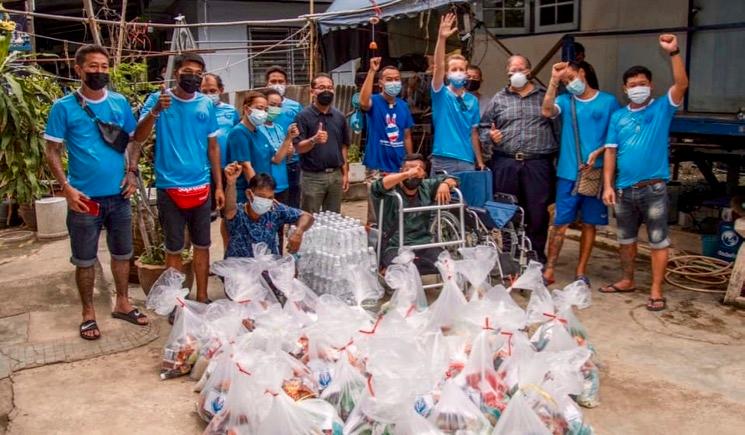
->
xmin=261 ymin=89 xmax=299 ymax=204
xmin=226 ymin=91 xmax=271 ymax=203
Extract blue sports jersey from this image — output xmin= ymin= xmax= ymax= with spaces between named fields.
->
xmin=141 ymin=90 xmax=219 ymax=189
xmin=362 ymin=93 xmax=415 ymax=173
xmin=605 ymin=90 xmax=680 ymax=189
xmin=431 ymin=85 xmax=480 ymax=164
xmin=214 ymin=102 xmax=240 ymax=167
xmin=275 ymin=97 xmax=303 ymax=163
xmin=44 ymin=90 xmax=136 ymax=197
xmin=261 ymin=123 xmax=290 ymax=193
xmin=555 ymin=91 xmax=620 ymax=181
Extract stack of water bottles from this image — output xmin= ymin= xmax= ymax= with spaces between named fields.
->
xmin=293 ymin=211 xmax=377 ymax=303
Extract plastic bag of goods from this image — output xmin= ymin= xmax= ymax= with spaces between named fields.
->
xmin=458 ymin=329 xmax=509 ymax=424
xmin=345 ymin=262 xmax=384 ymax=309
xmin=161 ymin=298 xmax=208 ymax=380
xmin=383 ymin=248 xmax=427 ymax=315
xmin=456 ymin=246 xmax=499 ymax=300
xmin=268 ymin=256 xmax=319 ymax=326
xmin=254 ymin=391 xmax=329 ymax=435
xmin=320 ymin=350 xmax=366 ymax=421
xmin=460 ymin=285 xmax=527 ymax=334
xmin=192 ymin=300 xmax=251 ymax=381
xmin=427 ymin=251 xmax=467 ymax=333
xmin=145 ymin=268 xmax=190 ymax=316
xmin=542 ymin=350 xmax=595 ymax=434
xmin=296 ymin=399 xmax=345 ymax=435
xmin=197 ymin=345 xmax=236 ymax=422
xmin=394 ymin=407 xmax=445 ymax=435
xmin=491 ymin=389 xmax=551 ymax=435
xmin=343 ymin=391 xmax=398 ymax=435
xmin=210 ymin=256 xmax=278 ymax=305
xmin=427 ymin=381 xmax=492 ymax=434
xmin=509 ymin=261 xmax=546 ymax=292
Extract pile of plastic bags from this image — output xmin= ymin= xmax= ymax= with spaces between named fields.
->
xmin=146 ymin=243 xmax=600 ymax=434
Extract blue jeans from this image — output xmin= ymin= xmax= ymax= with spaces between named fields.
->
xmin=430 ymin=156 xmax=474 ymax=176
xmin=614 ymin=181 xmax=670 ymax=249
xmin=66 ymin=195 xmax=133 ymax=267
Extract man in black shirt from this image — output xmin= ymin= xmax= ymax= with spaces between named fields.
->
xmin=293 ymin=73 xmax=350 ymax=213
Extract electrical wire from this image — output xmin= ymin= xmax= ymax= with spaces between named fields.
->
xmin=665 ymin=254 xmax=733 ymax=294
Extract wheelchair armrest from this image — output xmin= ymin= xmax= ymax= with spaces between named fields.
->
xmin=493 ymin=192 xmax=518 ymax=205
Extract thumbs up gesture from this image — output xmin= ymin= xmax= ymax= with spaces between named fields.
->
xmin=313 ymin=121 xmax=328 ymax=144
xmin=489 ymin=122 xmax=503 ymax=144
xmin=155 ymin=83 xmax=171 ymax=113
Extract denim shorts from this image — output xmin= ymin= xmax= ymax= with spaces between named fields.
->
xmin=156 ymin=189 xmax=212 ymax=254
xmin=66 ymin=195 xmax=133 ymax=267
xmin=554 ymin=178 xmax=609 ymax=226
xmin=614 ymin=181 xmax=670 ymax=249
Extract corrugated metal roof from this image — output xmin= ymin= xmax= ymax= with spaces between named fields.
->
xmin=319 ymin=0 xmax=468 ymax=34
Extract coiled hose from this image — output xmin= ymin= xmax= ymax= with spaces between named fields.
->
xmin=665 ymin=254 xmax=733 ymax=293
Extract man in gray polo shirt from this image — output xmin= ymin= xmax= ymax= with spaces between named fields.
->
xmin=293 ymin=73 xmax=350 ymax=213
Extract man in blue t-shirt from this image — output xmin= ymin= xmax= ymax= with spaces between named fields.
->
xmin=200 ymin=73 xmax=240 ymax=167
xmin=430 ymin=13 xmax=485 ymax=175
xmin=359 ymin=57 xmax=415 ymax=173
xmin=600 ymin=34 xmax=689 ymax=312
xmin=44 ymin=44 xmax=148 ymax=340
xmin=265 ymin=66 xmax=304 ymax=208
xmin=133 ymin=53 xmax=224 ymax=304
xmin=540 ymin=60 xmax=620 ymax=286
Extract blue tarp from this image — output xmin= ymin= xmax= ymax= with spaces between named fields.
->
xmin=319 ymin=0 xmax=467 ymax=34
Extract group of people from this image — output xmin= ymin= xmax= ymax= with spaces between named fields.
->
xmin=45 ymin=12 xmax=686 ymax=338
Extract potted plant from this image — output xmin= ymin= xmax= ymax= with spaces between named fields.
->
xmin=347 ymin=143 xmax=366 ymax=183
xmin=0 ymin=13 xmax=62 ymax=230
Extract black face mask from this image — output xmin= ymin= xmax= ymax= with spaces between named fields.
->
xmin=403 ymin=177 xmax=422 ymax=190
xmin=178 ymin=74 xmax=202 ymax=93
xmin=465 ymin=79 xmax=481 ymax=92
xmin=84 ymin=72 xmax=109 ymax=91
xmin=316 ymin=90 xmax=334 ymax=106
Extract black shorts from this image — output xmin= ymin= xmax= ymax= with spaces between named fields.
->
xmin=157 ymin=189 xmax=212 ymax=254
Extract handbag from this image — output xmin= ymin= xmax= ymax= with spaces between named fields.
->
xmin=570 ymin=97 xmax=603 ymax=198
xmin=74 ymin=92 xmax=130 ymax=154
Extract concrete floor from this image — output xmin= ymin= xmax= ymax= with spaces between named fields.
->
xmin=3 ymin=200 xmax=745 ymax=434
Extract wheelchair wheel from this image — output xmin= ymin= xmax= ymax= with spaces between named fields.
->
xmin=430 ymin=210 xmax=465 ymax=255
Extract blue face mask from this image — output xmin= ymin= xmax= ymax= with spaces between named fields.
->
xmin=248 ymin=109 xmax=267 ymax=127
xmin=448 ymin=72 xmax=467 ymax=89
xmin=383 ymin=81 xmax=402 ymax=97
xmin=566 ymin=78 xmax=586 ymax=96
xmin=250 ymin=195 xmax=273 ymax=215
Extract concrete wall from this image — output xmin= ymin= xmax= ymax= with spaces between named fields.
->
xmin=472 ymin=0 xmax=744 ymax=113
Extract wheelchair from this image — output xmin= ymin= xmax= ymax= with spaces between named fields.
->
xmin=428 ymin=170 xmax=534 ymax=281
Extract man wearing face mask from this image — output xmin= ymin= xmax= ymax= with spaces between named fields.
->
xmin=466 ymin=65 xmax=489 ymax=115
xmin=359 ymin=57 xmax=415 ymax=174
xmin=45 ymin=44 xmax=146 ymax=340
xmin=371 ymin=154 xmax=459 ymax=274
xmin=479 ymin=54 xmax=559 ymax=264
xmin=223 ymin=166 xmax=314 ymax=258
xmin=134 ymin=53 xmax=224 ymax=304
xmin=430 ymin=12 xmax=485 ymax=175
xmin=293 ymin=73 xmax=351 ymax=214
xmin=540 ymin=61 xmax=620 ymax=286
xmin=201 ymin=73 xmax=240 ymax=169
xmin=600 ymin=34 xmax=688 ymax=312
xmin=265 ymin=66 xmax=304 ymax=208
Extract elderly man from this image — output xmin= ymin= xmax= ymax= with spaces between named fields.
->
xmin=480 ymin=55 xmax=558 ymax=264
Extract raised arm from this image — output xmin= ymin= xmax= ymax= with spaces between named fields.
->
xmin=360 ymin=57 xmax=381 ymax=111
xmin=272 ymin=123 xmax=299 ymax=163
xmin=223 ymin=163 xmax=242 ymax=220
xmin=134 ymin=86 xmax=170 ymax=143
xmin=659 ymin=34 xmax=688 ymax=105
xmin=208 ymin=136 xmax=224 ymax=209
xmin=382 ymin=166 xmax=424 ymax=190
xmin=432 ymin=13 xmax=458 ymax=92
xmin=542 ymin=62 xmax=567 ymax=118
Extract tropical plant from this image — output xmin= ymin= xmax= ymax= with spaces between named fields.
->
xmin=0 ymin=18 xmax=63 ymax=205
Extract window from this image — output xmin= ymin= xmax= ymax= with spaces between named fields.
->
xmin=480 ymin=1 xmax=530 ymax=34
xmin=535 ymin=0 xmax=579 ymax=32
xmin=247 ymin=27 xmax=308 ymax=88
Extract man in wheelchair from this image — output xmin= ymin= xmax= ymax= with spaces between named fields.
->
xmin=371 ymin=153 xmax=459 ymax=274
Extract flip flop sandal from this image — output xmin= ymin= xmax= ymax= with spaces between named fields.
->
xmin=112 ymin=308 xmax=149 ymax=326
xmin=575 ymin=275 xmax=591 ymax=287
xmin=646 ymin=297 xmax=667 ymax=311
xmin=543 ymin=276 xmax=555 ymax=286
xmin=598 ymin=284 xmax=636 ymax=293
xmin=80 ymin=320 xmax=101 ymax=341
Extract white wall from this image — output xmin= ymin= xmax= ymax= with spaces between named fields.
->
xmin=194 ymin=0 xmax=330 ymax=93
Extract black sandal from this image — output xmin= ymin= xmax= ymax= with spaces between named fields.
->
xmin=80 ymin=320 xmax=101 ymax=341
xmin=112 ymin=308 xmax=149 ymax=326
xmin=646 ymin=297 xmax=667 ymax=311
xmin=598 ymin=283 xmax=636 ymax=293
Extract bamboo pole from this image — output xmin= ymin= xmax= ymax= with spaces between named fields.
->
xmin=115 ymin=0 xmax=127 ymax=65
xmin=82 ymin=0 xmax=102 ymax=46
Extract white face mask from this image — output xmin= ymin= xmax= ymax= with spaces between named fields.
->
xmin=206 ymin=93 xmax=220 ymax=104
xmin=509 ymin=72 xmax=528 ymax=89
xmin=250 ymin=195 xmax=273 ymax=215
xmin=268 ymin=84 xmax=286 ymax=96
xmin=626 ymin=86 xmax=651 ymax=104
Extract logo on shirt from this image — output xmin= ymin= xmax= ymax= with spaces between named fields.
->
xmin=385 ymin=113 xmax=400 ymax=143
